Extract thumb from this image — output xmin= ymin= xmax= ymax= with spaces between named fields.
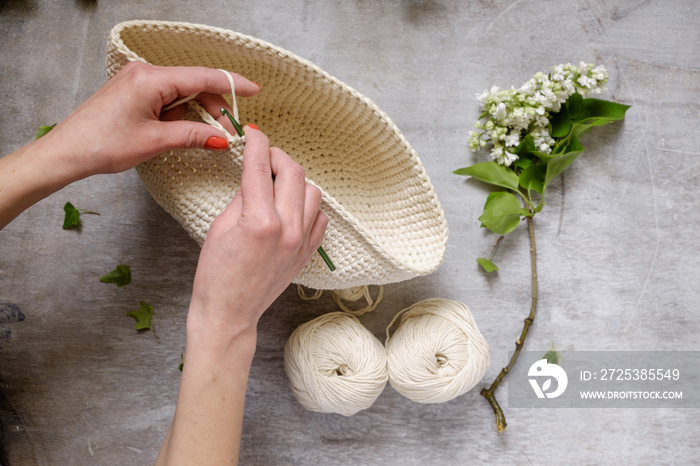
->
xmin=155 ymin=120 xmax=231 ymax=152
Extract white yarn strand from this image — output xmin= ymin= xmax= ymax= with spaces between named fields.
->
xmin=331 ymin=285 xmax=384 ymax=315
xmin=385 ymin=299 xmax=490 ymax=404
xmin=218 ymin=68 xmax=240 ymax=122
xmin=284 ymin=312 xmax=388 ymax=416
xmin=296 ymin=284 xmax=323 ymax=301
xmin=161 ymin=69 xmax=239 ymax=123
xmin=162 ymin=93 xmax=199 ymax=112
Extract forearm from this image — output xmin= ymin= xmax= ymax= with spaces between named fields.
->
xmin=0 ymin=132 xmax=88 ymax=230
xmin=156 ymin=311 xmax=258 ymax=465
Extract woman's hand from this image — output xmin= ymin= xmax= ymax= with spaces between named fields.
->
xmin=187 ymin=125 xmax=329 ymax=346
xmin=157 ymin=126 xmax=328 ymax=465
xmin=0 ymin=62 xmax=259 ymax=230
xmin=42 ymin=61 xmax=260 ymax=177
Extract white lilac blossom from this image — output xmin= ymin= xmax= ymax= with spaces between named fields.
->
xmin=468 ymin=62 xmax=609 ymax=166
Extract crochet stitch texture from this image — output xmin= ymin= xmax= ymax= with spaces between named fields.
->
xmin=107 ymin=20 xmax=448 ymax=289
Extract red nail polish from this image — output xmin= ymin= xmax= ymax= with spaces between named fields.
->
xmin=205 ymin=136 xmax=229 ymax=150
xmin=248 ymin=124 xmax=260 ymax=131
xmin=251 ymin=81 xmax=261 ymax=89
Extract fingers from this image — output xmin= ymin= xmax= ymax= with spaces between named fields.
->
xmin=269 ymin=144 xmax=327 ymax=261
xmin=160 ymin=93 xmax=240 ymax=135
xmin=303 ymin=184 xmax=325 ymax=239
xmin=147 ymin=119 xmax=229 ymax=152
xmin=198 ymin=93 xmax=238 ymax=135
xmin=240 ymin=126 xmax=327 ymax=256
xmin=152 ymin=64 xmax=260 ymax=107
xmin=308 ymin=209 xmax=329 ymax=252
xmin=209 ymin=189 xmax=243 ymax=234
xmin=239 ymin=126 xmax=275 ymax=214
xmin=135 ymin=62 xmax=258 ymax=148
xmin=159 ymin=104 xmax=188 ymax=122
xmin=199 ymin=122 xmax=328 ymax=265
xmin=270 ymin=147 xmax=306 ymax=234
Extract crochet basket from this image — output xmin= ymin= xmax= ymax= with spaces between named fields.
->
xmin=106 ymin=20 xmax=448 ymax=290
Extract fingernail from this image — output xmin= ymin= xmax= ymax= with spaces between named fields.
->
xmin=251 ymin=81 xmax=261 ymax=89
xmin=205 ymin=136 xmax=229 ymax=150
xmin=248 ymin=124 xmax=260 ymax=131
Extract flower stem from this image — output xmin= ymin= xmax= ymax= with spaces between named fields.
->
xmin=77 ymin=209 xmax=100 ymax=216
xmin=488 ymin=236 xmax=504 ymax=261
xmin=480 ymin=216 xmax=538 ymax=432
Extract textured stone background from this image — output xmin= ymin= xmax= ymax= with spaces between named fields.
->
xmin=1 ymin=0 xmax=698 ymax=464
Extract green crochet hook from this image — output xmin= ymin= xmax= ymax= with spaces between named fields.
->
xmin=220 ymin=108 xmax=336 ymax=272
xmin=221 ymin=107 xmax=245 ymax=137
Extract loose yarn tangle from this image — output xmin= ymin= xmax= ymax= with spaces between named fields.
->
xmin=284 ymin=312 xmax=388 ymax=416
xmin=385 ymin=299 xmax=490 ymax=404
xmin=331 ymin=285 xmax=384 ymax=315
xmin=295 ymin=285 xmax=384 ymax=315
xmin=296 ymin=284 xmax=323 ymax=301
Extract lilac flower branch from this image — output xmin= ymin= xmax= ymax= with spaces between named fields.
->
xmin=454 ymin=62 xmax=630 ymax=431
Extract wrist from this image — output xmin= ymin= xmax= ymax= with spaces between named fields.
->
xmin=37 ymin=126 xmax=101 ymax=181
xmin=185 ymin=304 xmax=259 ymax=359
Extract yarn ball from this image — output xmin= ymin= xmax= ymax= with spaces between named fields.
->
xmin=284 ymin=312 xmax=388 ymax=416
xmin=385 ymin=299 xmax=490 ymax=404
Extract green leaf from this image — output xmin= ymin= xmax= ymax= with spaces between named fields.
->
xmin=478 ymin=191 xmax=527 ymax=235
xmin=554 ymin=129 xmax=585 ymax=154
xmin=545 ymin=135 xmax=584 ymax=187
xmin=549 ymin=105 xmax=571 ymax=138
xmin=571 ymin=122 xmax=595 ymax=138
xmin=545 ymin=150 xmax=583 ymax=187
xmin=482 ymin=191 xmax=501 ymax=209
xmin=519 ymin=163 xmax=547 ymax=194
xmin=532 ymin=150 xmax=555 ymax=163
xmin=476 ymin=258 xmax=499 ymax=273
xmin=100 ymin=264 xmax=132 ymax=287
xmin=566 ymin=93 xmax=583 ymax=120
xmin=62 ymin=202 xmax=99 ymax=229
xmin=543 ymin=346 xmax=562 ymax=365
xmin=34 ymin=124 xmax=56 ymax=140
xmin=515 ymin=133 xmax=536 ymax=159
xmin=453 ymin=161 xmax=520 ymax=192
xmin=563 ymin=98 xmax=631 ymax=140
xmin=126 ymin=301 xmax=154 ymax=330
xmin=62 ymin=202 xmax=81 ymax=229
xmin=576 ymin=98 xmax=631 ymax=123
xmin=513 ymin=157 xmax=532 ymax=171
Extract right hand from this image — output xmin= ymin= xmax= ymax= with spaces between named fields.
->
xmin=186 ymin=125 xmax=329 ymax=346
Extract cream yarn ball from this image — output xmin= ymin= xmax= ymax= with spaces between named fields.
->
xmin=284 ymin=312 xmax=388 ymax=416
xmin=385 ymin=299 xmax=490 ymax=403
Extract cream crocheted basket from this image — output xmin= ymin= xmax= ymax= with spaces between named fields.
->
xmin=106 ymin=20 xmax=448 ymax=290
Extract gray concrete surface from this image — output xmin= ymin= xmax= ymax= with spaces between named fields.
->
xmin=1 ymin=0 xmax=699 ymax=464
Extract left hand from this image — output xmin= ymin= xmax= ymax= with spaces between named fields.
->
xmin=39 ymin=62 xmax=259 ymax=178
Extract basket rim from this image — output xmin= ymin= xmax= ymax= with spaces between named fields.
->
xmin=108 ymin=20 xmax=449 ymax=279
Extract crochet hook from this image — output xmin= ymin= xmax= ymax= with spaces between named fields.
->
xmin=220 ymin=108 xmax=336 ymax=272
